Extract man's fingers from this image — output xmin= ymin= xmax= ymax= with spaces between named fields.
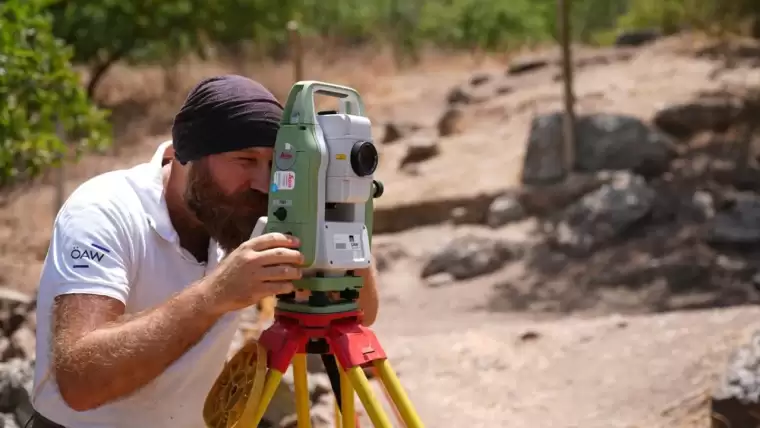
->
xmin=261 ymin=281 xmax=295 ymax=296
xmin=247 ymin=232 xmax=300 ymax=251
xmin=254 ymin=265 xmax=302 ymax=282
xmin=253 ymin=248 xmax=304 ymax=266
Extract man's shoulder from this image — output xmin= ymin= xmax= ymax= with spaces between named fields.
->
xmin=66 ymin=170 xmax=137 ymax=208
xmin=59 ymin=163 xmax=155 ymax=227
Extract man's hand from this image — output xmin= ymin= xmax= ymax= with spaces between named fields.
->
xmin=201 ymin=232 xmax=303 ymax=314
xmin=356 ymin=256 xmax=380 ymax=326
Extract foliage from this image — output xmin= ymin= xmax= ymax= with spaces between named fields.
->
xmin=4 ymin=0 xmax=760 ymax=193
xmin=46 ymin=0 xmax=299 ymax=97
xmin=0 ymin=0 xmax=110 ymax=190
xmin=616 ymin=0 xmax=760 ymax=37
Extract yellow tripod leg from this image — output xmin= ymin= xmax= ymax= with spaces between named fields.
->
xmin=372 ymin=366 xmax=404 ymax=426
xmin=247 ymin=368 xmax=285 ymax=425
xmin=292 ymin=354 xmax=312 ymax=428
xmin=334 ymin=401 xmax=342 ymax=428
xmin=345 ymin=366 xmax=393 ymax=428
xmin=373 ymin=359 xmax=424 ymax=428
xmin=337 ymin=359 xmax=356 ymax=428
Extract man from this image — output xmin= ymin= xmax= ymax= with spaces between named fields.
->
xmin=29 ymin=75 xmax=380 ymax=428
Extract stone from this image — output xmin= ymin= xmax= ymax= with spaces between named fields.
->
xmin=0 ymin=288 xmax=34 ymax=339
xmin=653 ymin=95 xmax=742 ymax=139
xmin=613 ymin=29 xmax=661 ymax=47
xmin=373 ymin=241 xmax=407 ymax=272
xmin=486 ymin=194 xmax=526 ymax=227
xmin=552 ymin=172 xmax=656 ymax=255
xmin=445 ymin=83 xmax=496 ymax=106
xmin=382 ymin=123 xmax=403 ymax=144
xmin=0 ymin=358 xmax=34 ymax=428
xmin=507 ymin=57 xmax=550 ymax=75
xmin=706 ymin=192 xmax=760 ymax=245
xmin=520 ymin=113 xmax=568 ymax=185
xmin=399 ymin=137 xmax=440 ymax=169
xmin=521 ymin=112 xmax=676 ymax=185
xmin=381 ymin=122 xmax=422 ymax=144
xmin=574 ymin=113 xmax=675 ymax=177
xmin=421 ymin=234 xmax=518 ymax=280
xmin=437 ymin=108 xmax=464 ymax=137
xmin=711 ymin=331 xmax=760 ymax=427
xmin=1 ymin=413 xmax=19 ymax=428
xmin=468 ymin=72 xmax=491 ymax=86
xmin=516 ymin=173 xmax=613 ymax=217
xmin=10 ymin=326 xmax=36 ymax=360
xmin=688 ymin=190 xmax=716 ymax=222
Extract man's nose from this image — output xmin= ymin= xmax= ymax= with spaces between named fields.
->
xmin=250 ymin=164 xmax=272 ymax=193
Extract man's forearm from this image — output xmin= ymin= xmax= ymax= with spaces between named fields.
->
xmin=55 ymin=280 xmax=223 ymax=411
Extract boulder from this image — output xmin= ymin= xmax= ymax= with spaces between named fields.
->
xmin=421 ymin=234 xmax=520 ymax=281
xmin=552 ymin=172 xmax=656 ymax=255
xmin=712 ymin=331 xmax=760 ymax=428
xmin=705 ymin=192 xmax=760 ymax=245
xmin=486 ymin=193 xmax=526 ymax=228
xmin=521 ymin=112 xmax=676 ymax=185
xmin=653 ymin=96 xmax=743 ymax=139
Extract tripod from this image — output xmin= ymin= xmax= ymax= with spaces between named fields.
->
xmin=204 ymin=294 xmax=424 ymax=428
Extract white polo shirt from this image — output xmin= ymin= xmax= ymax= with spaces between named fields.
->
xmin=32 ymin=141 xmax=242 ymax=427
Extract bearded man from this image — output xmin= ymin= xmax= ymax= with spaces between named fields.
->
xmin=28 ymin=75 xmax=380 ymax=428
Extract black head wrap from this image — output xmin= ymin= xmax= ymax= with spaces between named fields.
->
xmin=171 ymin=75 xmax=283 ymax=164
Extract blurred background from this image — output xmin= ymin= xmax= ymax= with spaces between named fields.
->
xmin=2 ymin=0 xmax=760 ymax=427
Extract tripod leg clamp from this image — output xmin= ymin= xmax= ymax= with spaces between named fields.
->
xmin=327 ymin=321 xmax=387 ymax=369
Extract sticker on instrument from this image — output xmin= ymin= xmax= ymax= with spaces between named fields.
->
xmin=273 ymin=171 xmax=296 ymax=190
xmin=335 ymin=153 xmax=346 ymax=160
xmin=334 ymin=234 xmax=360 ymax=251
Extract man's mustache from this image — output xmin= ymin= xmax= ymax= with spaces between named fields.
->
xmin=221 ymin=189 xmax=268 ymax=214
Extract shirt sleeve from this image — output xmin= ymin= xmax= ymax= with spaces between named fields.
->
xmin=41 ymin=197 xmax=134 ymax=304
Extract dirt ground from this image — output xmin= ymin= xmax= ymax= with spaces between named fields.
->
xmin=362 ymin=224 xmax=759 ymax=428
xmin=4 ymin=35 xmax=760 ymax=427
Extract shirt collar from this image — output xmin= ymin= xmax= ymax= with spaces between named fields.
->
xmin=144 ymin=140 xmax=177 ymax=244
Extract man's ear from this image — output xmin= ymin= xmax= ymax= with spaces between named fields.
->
xmin=162 ymin=145 xmax=176 ymax=166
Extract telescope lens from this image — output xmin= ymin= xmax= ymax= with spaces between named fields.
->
xmin=350 ymin=141 xmax=378 ymax=177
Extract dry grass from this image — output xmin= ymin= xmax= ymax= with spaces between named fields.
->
xmin=93 ymin=44 xmax=508 ymax=153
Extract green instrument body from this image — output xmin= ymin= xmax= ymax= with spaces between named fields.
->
xmin=264 ymin=81 xmax=380 ymax=314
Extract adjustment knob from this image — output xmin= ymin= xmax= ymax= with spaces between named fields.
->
xmin=372 ymin=180 xmax=384 ymax=198
xmin=273 ymin=207 xmax=288 ymax=221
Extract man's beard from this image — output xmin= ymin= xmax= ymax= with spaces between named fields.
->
xmin=183 ymin=161 xmax=269 ymax=254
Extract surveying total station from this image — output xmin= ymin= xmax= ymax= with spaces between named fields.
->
xmin=202 ymin=81 xmax=424 ymax=428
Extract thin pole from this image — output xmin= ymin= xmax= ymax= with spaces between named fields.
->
xmin=287 ymin=20 xmax=303 ymax=82
xmin=558 ymin=0 xmax=577 ymax=176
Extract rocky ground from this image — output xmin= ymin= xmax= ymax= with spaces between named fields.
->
xmin=2 ymin=33 xmax=760 ymax=427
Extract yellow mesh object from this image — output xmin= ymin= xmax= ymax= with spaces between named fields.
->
xmin=203 ymin=340 xmax=268 ymax=428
